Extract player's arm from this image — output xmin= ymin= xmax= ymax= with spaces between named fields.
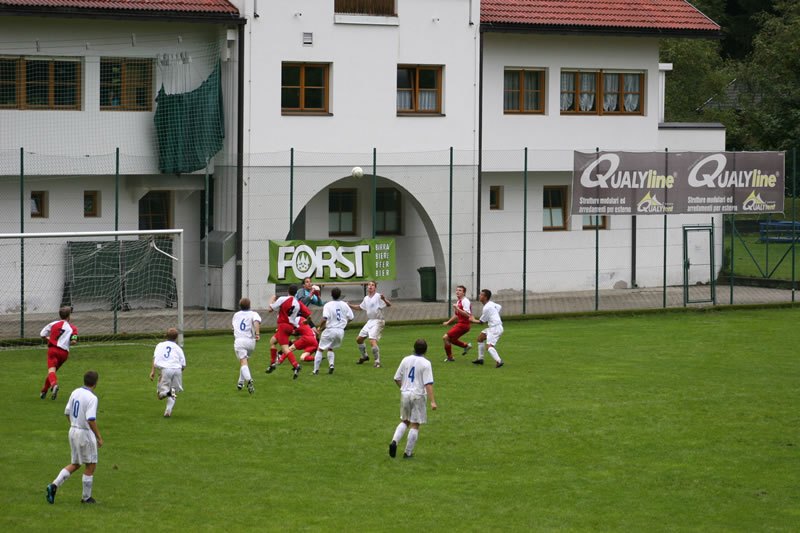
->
xmin=317 ymin=317 xmax=328 ymax=333
xmin=381 ymin=294 xmax=392 ymax=307
xmin=454 ymin=305 xmax=472 ymax=319
xmin=395 ymin=379 xmax=402 ymax=388
xmin=425 ymin=383 xmax=437 ymax=410
xmin=149 ymin=358 xmax=156 ymax=381
xmin=88 ymin=419 xmax=103 ymax=448
xmin=254 ymin=320 xmax=261 ymax=341
xmin=268 ymin=295 xmax=278 ymax=312
xmin=347 ymin=302 xmax=361 ymax=311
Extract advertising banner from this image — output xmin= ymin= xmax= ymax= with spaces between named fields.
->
xmin=573 ymin=151 xmax=785 ymax=215
xmin=268 ymin=238 xmax=396 ymax=284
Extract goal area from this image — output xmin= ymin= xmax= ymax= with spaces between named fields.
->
xmin=0 ymin=229 xmax=183 ymax=349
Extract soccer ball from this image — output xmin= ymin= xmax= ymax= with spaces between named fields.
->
xmin=352 ymin=166 xmax=364 ymax=179
xmin=311 ymin=284 xmax=320 ymax=293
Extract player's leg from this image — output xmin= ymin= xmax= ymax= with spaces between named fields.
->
xmin=487 ymin=328 xmax=503 ymax=367
xmin=313 ymin=349 xmax=323 ymax=374
xmin=442 ymin=332 xmax=454 ymax=361
xmin=240 ymin=356 xmax=254 ymax=393
xmin=81 ymin=462 xmax=97 ymax=503
xmin=355 ymin=323 xmax=369 ymax=363
xmin=473 ymin=330 xmax=487 ymax=365
xmin=369 ymin=321 xmax=384 ymax=367
xmin=47 ymin=462 xmax=80 ymax=503
xmin=404 ymin=422 xmax=421 ymax=458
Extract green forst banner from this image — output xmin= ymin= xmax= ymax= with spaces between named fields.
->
xmin=269 ymin=239 xmax=396 ymax=284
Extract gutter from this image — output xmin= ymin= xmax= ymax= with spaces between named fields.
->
xmin=0 ymin=7 xmax=246 ymax=25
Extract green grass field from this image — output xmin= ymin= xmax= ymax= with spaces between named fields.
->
xmin=2 ymin=308 xmax=798 ymax=532
xmin=725 ymin=233 xmax=799 ymax=280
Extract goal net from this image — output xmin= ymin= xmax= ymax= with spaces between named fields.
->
xmin=0 ymin=229 xmax=183 ymax=349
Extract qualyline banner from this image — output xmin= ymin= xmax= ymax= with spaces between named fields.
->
xmin=573 ymin=151 xmax=785 ymax=215
xmin=268 ymin=238 xmax=396 ymax=284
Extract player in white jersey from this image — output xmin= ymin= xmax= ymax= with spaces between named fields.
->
xmin=149 ymin=328 xmax=187 ymax=417
xmin=388 ymin=339 xmax=437 ymax=459
xmin=231 ymin=297 xmax=261 ymax=393
xmin=312 ymin=287 xmax=355 ymax=375
xmin=469 ymin=289 xmax=505 ymax=368
xmin=46 ymin=370 xmax=103 ymax=504
xmin=349 ymin=280 xmax=392 ymax=367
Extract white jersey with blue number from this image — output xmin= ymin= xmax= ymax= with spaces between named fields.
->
xmin=64 ymin=386 xmax=98 ymax=431
xmin=479 ymin=301 xmax=503 ymax=328
xmin=394 ymin=354 xmax=434 ymax=397
xmin=232 ymin=310 xmax=262 ymax=340
xmin=322 ymin=300 xmax=354 ymax=330
xmin=153 ymin=340 xmax=186 ymax=370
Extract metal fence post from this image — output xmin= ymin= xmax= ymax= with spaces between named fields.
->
xmin=19 ymin=148 xmax=24 ymax=338
xmin=372 ymin=148 xmax=377 ymax=239
xmin=448 ymin=147 xmax=453 ymax=314
xmin=663 ymin=148 xmax=668 ymax=308
xmin=793 ymin=146 xmax=797 ymax=302
xmin=289 ymin=148 xmax=294 ymax=240
xmin=523 ymin=147 xmax=528 ymax=314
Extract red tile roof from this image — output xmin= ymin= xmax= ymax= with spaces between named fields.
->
xmin=0 ymin=0 xmax=238 ymax=14
xmin=481 ymin=0 xmax=720 ymax=32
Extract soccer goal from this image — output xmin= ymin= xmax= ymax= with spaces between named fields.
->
xmin=0 ymin=229 xmax=183 ymax=349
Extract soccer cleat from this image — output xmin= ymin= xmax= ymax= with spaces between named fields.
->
xmin=170 ymin=387 xmax=177 ymax=399
xmin=462 ymin=343 xmax=472 ymax=356
xmin=495 ymin=361 xmax=504 ymax=368
xmin=402 ymin=452 xmax=413 ymax=459
xmin=444 ymin=357 xmax=456 ymax=362
xmin=164 ymin=411 xmax=171 ymax=417
xmin=247 ymin=380 xmax=255 ymax=394
xmin=472 ymin=359 xmax=484 ymax=365
xmin=373 ymin=362 xmax=382 ymax=368
xmin=293 ymin=365 xmax=302 ymax=379
xmin=81 ymin=497 xmax=97 ymax=504
xmin=40 ymin=390 xmax=48 ymax=399
xmin=356 ymin=355 xmax=369 ymax=364
xmin=51 ymin=384 xmax=59 ymax=400
xmin=328 ymin=366 xmax=334 ymax=375
xmin=389 ymin=440 xmax=397 ymax=458
xmin=46 ymin=484 xmax=57 ymax=504
xmin=265 ymin=364 xmax=276 ymax=374
xmin=237 ymin=382 xmax=243 ymax=391
xmin=312 ymin=370 xmax=319 ymax=375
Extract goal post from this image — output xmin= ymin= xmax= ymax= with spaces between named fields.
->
xmin=0 ymin=229 xmax=183 ymax=348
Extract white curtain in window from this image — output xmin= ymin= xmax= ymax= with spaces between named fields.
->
xmin=603 ymin=73 xmax=619 ymax=112
xmin=397 ymin=91 xmax=412 ymax=110
xmin=624 ymin=75 xmax=640 ymax=112
xmin=560 ymin=73 xmax=574 ymax=111
xmin=419 ymin=90 xmax=437 ymax=111
xmin=579 ymin=74 xmax=595 ymax=111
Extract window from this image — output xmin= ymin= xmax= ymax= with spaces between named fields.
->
xmin=582 ymin=215 xmax=607 ymax=230
xmin=139 ymin=191 xmax=171 ymax=230
xmin=335 ymin=0 xmax=395 ymax=15
xmin=561 ymin=70 xmax=643 ymax=115
xmin=84 ymin=191 xmax=100 ymax=218
xmin=543 ymin=186 xmax=567 ymax=230
xmin=329 ymin=189 xmax=356 ymax=235
xmin=30 ymin=191 xmax=47 ymax=218
xmin=0 ymin=57 xmax=81 ymax=110
xmin=282 ymin=63 xmax=329 ymax=113
xmin=397 ymin=65 xmax=442 ymax=114
xmin=489 ymin=186 xmax=504 ymax=210
xmin=100 ymin=58 xmax=153 ymax=111
xmin=504 ymin=70 xmax=544 ymax=114
xmin=376 ymin=188 xmax=401 ymax=234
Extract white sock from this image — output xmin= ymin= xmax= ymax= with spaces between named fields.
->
xmin=81 ymin=474 xmax=93 ymax=500
xmin=241 ymin=365 xmax=252 ymax=382
xmin=166 ymin=397 xmax=175 ymax=413
xmin=371 ymin=345 xmax=380 ymax=363
xmin=327 ymin=350 xmax=335 ymax=368
xmin=478 ymin=342 xmax=486 ymax=360
xmin=405 ymin=428 xmax=419 ymax=455
xmin=392 ymin=422 xmax=408 ymax=444
xmin=53 ymin=468 xmax=71 ymax=487
xmin=358 ymin=343 xmax=368 ymax=357
xmin=314 ymin=350 xmax=323 ymax=372
xmin=488 ymin=346 xmax=501 ymax=363
xmin=238 ymin=367 xmax=243 ymax=385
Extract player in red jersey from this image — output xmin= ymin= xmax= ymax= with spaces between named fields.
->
xmin=39 ymin=307 xmax=78 ymax=400
xmin=266 ymin=284 xmax=306 ymax=379
xmin=442 ymin=285 xmax=472 ymax=362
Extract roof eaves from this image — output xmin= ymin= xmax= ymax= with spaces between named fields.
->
xmin=0 ymin=5 xmax=245 ymax=25
xmin=480 ymin=22 xmax=722 ymax=40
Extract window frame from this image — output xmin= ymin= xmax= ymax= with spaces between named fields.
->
xmin=281 ymin=62 xmax=330 ymax=114
xmin=543 ymin=185 xmax=568 ymax=231
xmin=397 ymin=65 xmax=443 ymax=115
xmin=328 ymin=188 xmax=357 ymax=236
xmin=375 ymin=187 xmax=402 ymax=235
xmin=0 ymin=57 xmax=82 ymax=110
xmin=489 ymin=185 xmax=504 ymax=210
xmin=503 ymin=69 xmax=545 ymax=114
xmin=100 ymin=58 xmax=153 ymax=112
xmin=138 ymin=191 xmax=172 ymax=230
xmin=582 ymin=215 xmax=608 ymax=230
xmin=561 ymin=70 xmax=644 ymax=116
xmin=30 ymin=190 xmax=47 ymax=218
xmin=334 ymin=0 xmax=395 ymax=16
xmin=83 ymin=190 xmax=100 ymax=218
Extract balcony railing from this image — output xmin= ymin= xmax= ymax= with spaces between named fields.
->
xmin=335 ymin=0 xmax=396 ymax=16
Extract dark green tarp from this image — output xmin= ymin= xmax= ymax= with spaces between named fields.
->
xmin=154 ymin=61 xmax=224 ymax=174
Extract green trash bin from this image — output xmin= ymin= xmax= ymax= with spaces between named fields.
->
xmin=417 ymin=266 xmax=436 ymax=302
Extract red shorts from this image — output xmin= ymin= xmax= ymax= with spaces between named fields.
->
xmin=274 ymin=323 xmax=296 ymax=346
xmin=292 ymin=325 xmax=318 ymax=352
xmin=446 ymin=323 xmax=470 ymax=341
xmin=46 ymin=347 xmax=69 ymax=370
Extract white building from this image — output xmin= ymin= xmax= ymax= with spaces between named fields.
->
xmin=0 ymin=0 xmax=723 ymax=313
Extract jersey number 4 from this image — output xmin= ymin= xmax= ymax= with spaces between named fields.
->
xmin=408 ymin=366 xmax=415 ymax=382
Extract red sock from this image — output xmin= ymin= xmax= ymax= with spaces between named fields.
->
xmin=48 ymin=371 xmax=58 ymax=387
xmin=278 ymin=352 xmax=287 ymax=364
xmin=287 ymin=352 xmax=298 ymax=367
xmin=270 ymin=348 xmax=277 ymax=364
xmin=42 ymin=376 xmax=51 ymax=393
xmin=451 ymin=339 xmax=467 ymax=348
xmin=444 ymin=344 xmax=452 ymax=357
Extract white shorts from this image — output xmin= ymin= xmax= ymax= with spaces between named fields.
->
xmin=358 ymin=319 xmax=385 ymax=341
xmin=319 ymin=328 xmax=345 ymax=351
xmin=234 ymin=338 xmax=256 ymax=360
xmin=157 ymin=367 xmax=183 ymax=396
xmin=482 ymin=325 xmax=504 ymax=346
xmin=400 ymin=392 xmax=427 ymax=424
xmin=69 ymin=427 xmax=98 ymax=465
